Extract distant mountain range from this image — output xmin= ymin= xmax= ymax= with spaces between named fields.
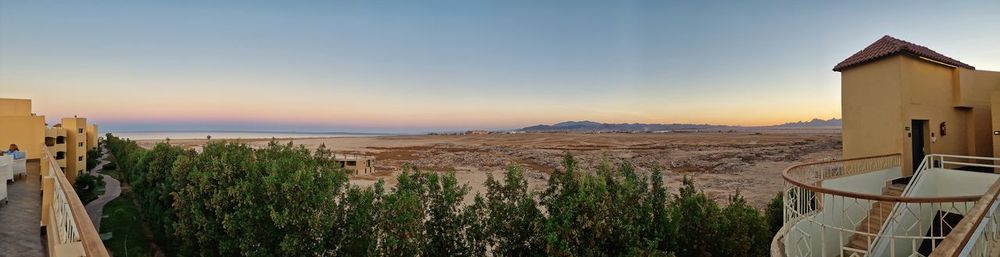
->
xmin=772 ymin=118 xmax=842 ymax=128
xmin=517 ymin=118 xmax=841 ymax=132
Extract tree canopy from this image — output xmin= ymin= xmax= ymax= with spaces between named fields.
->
xmin=105 ymin=134 xmax=779 ymax=257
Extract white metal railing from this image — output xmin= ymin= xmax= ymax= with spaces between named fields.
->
xmin=775 ymin=153 xmax=1000 ymax=257
xmin=908 ymin=154 xmax=1000 ymax=196
xmin=40 ymin=144 xmax=109 ymax=257
xmin=958 ymin=194 xmax=1000 ymax=257
xmin=51 ymin=176 xmax=81 ymax=244
xmin=872 ymin=154 xmax=1000 ymax=256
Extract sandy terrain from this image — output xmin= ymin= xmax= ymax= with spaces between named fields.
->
xmin=136 ymin=132 xmax=842 ymax=208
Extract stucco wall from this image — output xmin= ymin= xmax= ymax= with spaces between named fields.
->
xmin=0 ymin=116 xmax=46 ymax=159
xmin=86 ymin=124 xmax=99 ymax=150
xmin=62 ymin=117 xmax=88 ymax=182
xmin=842 ymin=56 xmax=1000 ymax=175
xmin=841 ymin=55 xmax=905 ymax=160
xmin=900 ymin=57 xmax=972 ymax=173
xmin=0 ymin=98 xmax=33 ymax=116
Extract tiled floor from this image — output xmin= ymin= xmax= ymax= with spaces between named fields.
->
xmin=0 ymin=160 xmax=46 ymax=257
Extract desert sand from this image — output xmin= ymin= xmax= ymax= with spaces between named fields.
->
xmin=135 ymin=132 xmax=841 ymax=208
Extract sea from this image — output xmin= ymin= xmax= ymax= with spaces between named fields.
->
xmin=108 ymin=131 xmax=392 ymax=140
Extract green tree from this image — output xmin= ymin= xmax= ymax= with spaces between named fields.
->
xmin=376 ymin=170 xmax=428 ymax=257
xmin=329 ymin=181 xmax=385 ymax=256
xmin=486 ymin=167 xmax=546 ymax=256
xmin=423 ymin=171 xmax=478 ymax=256
xmin=669 ymin=176 xmax=720 ymax=257
xmin=643 ymin=168 xmax=674 ymax=253
xmin=717 ymin=193 xmax=771 ymax=257
xmin=766 ymin=193 xmax=784 ymax=235
xmin=173 ymin=141 xmax=347 ymax=257
xmin=133 ymin=143 xmax=189 ymax=252
xmin=104 ymin=132 xmax=778 ymax=257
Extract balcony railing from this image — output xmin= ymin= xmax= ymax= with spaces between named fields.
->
xmin=928 ymin=170 xmax=1000 ymax=257
xmin=773 ymin=153 xmax=999 ymax=257
xmin=40 ymin=144 xmax=109 ymax=257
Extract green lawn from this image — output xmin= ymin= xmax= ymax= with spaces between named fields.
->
xmin=99 ymin=166 xmax=158 ymax=257
xmin=100 ymin=190 xmax=156 ymax=257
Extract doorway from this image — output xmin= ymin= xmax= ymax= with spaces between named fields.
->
xmin=911 ymin=120 xmax=928 ymax=173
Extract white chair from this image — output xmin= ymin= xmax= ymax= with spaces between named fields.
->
xmin=12 ymin=158 xmax=26 ymax=179
xmin=0 ymin=173 xmax=6 ymax=205
xmin=0 ymin=156 xmax=12 ymax=183
xmin=0 ymin=156 xmax=9 ymax=204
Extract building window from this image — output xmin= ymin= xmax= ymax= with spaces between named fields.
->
xmin=78 ymin=128 xmax=84 ymax=134
xmin=78 ymin=156 xmax=83 ymax=161
xmin=56 ymin=136 xmax=65 ymax=144
xmin=78 ymin=142 xmax=84 ymax=147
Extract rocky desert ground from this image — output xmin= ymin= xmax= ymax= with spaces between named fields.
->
xmin=136 ymin=131 xmax=842 ymax=208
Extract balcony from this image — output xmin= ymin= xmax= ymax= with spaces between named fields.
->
xmin=772 ymin=154 xmax=1000 ymax=257
xmin=0 ymin=144 xmax=109 ymax=257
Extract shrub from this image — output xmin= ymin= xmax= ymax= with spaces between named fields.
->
xmin=73 ymin=173 xmax=104 ymax=204
xmin=767 ymin=193 xmax=784 ymax=235
xmin=103 ymin=133 xmax=777 ymax=257
xmin=86 ymin=149 xmax=100 ymax=171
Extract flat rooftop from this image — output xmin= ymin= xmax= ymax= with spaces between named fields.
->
xmin=0 ymin=160 xmax=45 ymax=257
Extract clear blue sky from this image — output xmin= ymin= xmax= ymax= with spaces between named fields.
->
xmin=2 ymin=1 xmax=998 ymax=133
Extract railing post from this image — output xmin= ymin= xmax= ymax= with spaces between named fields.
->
xmin=41 ymin=176 xmax=54 ymax=228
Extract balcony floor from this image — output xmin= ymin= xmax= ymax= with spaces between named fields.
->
xmin=0 ymin=160 xmax=45 ymax=257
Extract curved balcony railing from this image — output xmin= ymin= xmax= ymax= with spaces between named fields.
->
xmin=927 ymin=172 xmax=1000 ymax=257
xmin=773 ymin=153 xmax=998 ymax=257
xmin=40 ymin=144 xmax=109 ymax=257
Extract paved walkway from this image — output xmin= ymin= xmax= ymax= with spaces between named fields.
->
xmin=0 ymin=161 xmax=45 ymax=257
xmin=85 ymin=148 xmax=121 ymax=231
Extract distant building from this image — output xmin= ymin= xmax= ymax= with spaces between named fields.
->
xmin=0 ymin=98 xmax=100 ymax=182
xmin=465 ymin=130 xmax=490 ymax=135
xmin=86 ymin=124 xmax=99 ymax=150
xmin=61 ymin=117 xmax=90 ymax=181
xmin=44 ymin=126 xmax=68 ymax=172
xmin=334 ymin=154 xmax=375 ymax=174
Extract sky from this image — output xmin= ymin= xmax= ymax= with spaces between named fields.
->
xmin=2 ymin=1 xmax=999 ymax=133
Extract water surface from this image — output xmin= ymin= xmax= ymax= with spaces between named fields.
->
xmin=110 ymin=131 xmax=390 ymax=140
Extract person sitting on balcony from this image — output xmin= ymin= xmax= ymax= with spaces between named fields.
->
xmin=3 ymin=144 xmax=25 ymax=160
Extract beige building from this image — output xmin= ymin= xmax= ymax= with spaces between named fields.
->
xmin=0 ymin=98 xmax=99 ymax=182
xmin=0 ymin=99 xmax=46 ymax=160
xmin=334 ymin=154 xmax=376 ymax=174
xmin=837 ymin=35 xmax=1000 ymax=174
xmin=0 ymin=98 xmax=109 ymax=256
xmin=773 ymin=36 xmax=1000 ymax=257
xmin=45 ymin=126 xmax=68 ymax=171
xmin=61 ymin=117 xmax=89 ymax=182
xmin=86 ymin=124 xmax=99 ymax=151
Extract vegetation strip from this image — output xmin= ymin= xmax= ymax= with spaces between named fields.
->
xmin=105 ymin=133 xmax=783 ymax=256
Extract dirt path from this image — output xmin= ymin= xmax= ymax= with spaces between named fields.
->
xmin=84 ymin=148 xmax=122 ymax=231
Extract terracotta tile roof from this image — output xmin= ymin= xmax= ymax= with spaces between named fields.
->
xmin=833 ymin=35 xmax=975 ymax=72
